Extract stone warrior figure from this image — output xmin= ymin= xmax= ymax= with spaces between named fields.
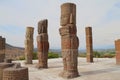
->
xmin=25 ymin=27 xmax=34 ymax=64
xmin=36 ymin=19 xmax=49 ymax=68
xmin=59 ymin=3 xmax=79 ymax=78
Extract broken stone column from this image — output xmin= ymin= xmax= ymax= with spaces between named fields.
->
xmin=3 ymin=63 xmax=28 ymax=80
xmin=0 ymin=36 xmax=6 ymax=62
xmin=0 ymin=62 xmax=14 ymax=80
xmin=59 ymin=3 xmax=79 ymax=78
xmin=115 ymin=39 xmax=120 ymax=65
xmin=36 ymin=19 xmax=49 ymax=68
xmin=85 ymin=27 xmax=93 ymax=62
xmin=25 ymin=27 xmax=34 ymax=64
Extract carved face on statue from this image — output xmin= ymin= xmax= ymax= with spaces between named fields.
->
xmin=60 ymin=3 xmax=76 ymax=26
xmin=38 ymin=19 xmax=48 ymax=34
xmin=61 ymin=14 xmax=70 ymax=26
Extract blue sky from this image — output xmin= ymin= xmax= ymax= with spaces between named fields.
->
xmin=0 ymin=0 xmax=120 ymax=49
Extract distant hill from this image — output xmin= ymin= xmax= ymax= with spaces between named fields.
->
xmin=5 ymin=43 xmax=115 ymax=60
xmin=6 ymin=43 xmax=24 ymax=50
xmin=5 ymin=43 xmax=24 ymax=60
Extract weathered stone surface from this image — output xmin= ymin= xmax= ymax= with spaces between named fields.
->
xmin=38 ymin=19 xmax=48 ymax=34
xmin=0 ymin=63 xmax=14 ymax=80
xmin=36 ymin=19 xmax=49 ymax=68
xmin=85 ymin=27 xmax=93 ymax=62
xmin=3 ymin=65 xmax=28 ymax=80
xmin=0 ymin=36 xmax=6 ymax=62
xmin=115 ymin=39 xmax=120 ymax=65
xmin=25 ymin=27 xmax=34 ymax=64
xmin=4 ymin=59 xmax=12 ymax=63
xmin=59 ymin=3 xmax=79 ymax=78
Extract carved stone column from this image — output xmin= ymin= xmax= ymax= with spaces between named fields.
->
xmin=0 ymin=36 xmax=6 ymax=62
xmin=85 ymin=27 xmax=93 ymax=62
xmin=115 ymin=39 xmax=120 ymax=65
xmin=59 ymin=3 xmax=79 ymax=78
xmin=36 ymin=19 xmax=49 ymax=68
xmin=25 ymin=27 xmax=34 ymax=64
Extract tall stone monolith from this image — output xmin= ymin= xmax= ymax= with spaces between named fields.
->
xmin=115 ymin=39 xmax=120 ymax=65
xmin=36 ymin=19 xmax=49 ymax=68
xmin=85 ymin=27 xmax=93 ymax=62
xmin=25 ymin=27 xmax=34 ymax=64
xmin=59 ymin=3 xmax=79 ymax=78
xmin=0 ymin=36 xmax=6 ymax=62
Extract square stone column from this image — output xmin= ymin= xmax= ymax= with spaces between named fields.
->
xmin=115 ymin=39 xmax=120 ymax=65
xmin=25 ymin=27 xmax=34 ymax=64
xmin=85 ymin=27 xmax=93 ymax=62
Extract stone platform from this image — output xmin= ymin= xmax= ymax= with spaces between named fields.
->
xmin=13 ymin=58 xmax=120 ymax=80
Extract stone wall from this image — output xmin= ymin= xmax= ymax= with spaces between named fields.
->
xmin=3 ymin=67 xmax=28 ymax=80
xmin=0 ymin=36 xmax=5 ymax=62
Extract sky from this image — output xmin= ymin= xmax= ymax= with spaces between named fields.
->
xmin=0 ymin=0 xmax=120 ymax=49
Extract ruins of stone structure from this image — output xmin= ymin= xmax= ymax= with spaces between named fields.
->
xmin=3 ymin=63 xmax=28 ymax=80
xmin=115 ymin=39 xmax=120 ymax=65
xmin=85 ymin=27 xmax=93 ymax=62
xmin=0 ymin=61 xmax=14 ymax=80
xmin=0 ymin=36 xmax=6 ymax=62
xmin=36 ymin=19 xmax=49 ymax=68
xmin=0 ymin=60 xmax=28 ymax=80
xmin=59 ymin=3 xmax=79 ymax=78
xmin=25 ymin=27 xmax=34 ymax=64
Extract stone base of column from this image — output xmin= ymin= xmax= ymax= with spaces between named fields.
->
xmin=87 ymin=55 xmax=93 ymax=63
xmin=116 ymin=53 xmax=120 ymax=65
xmin=36 ymin=63 xmax=48 ymax=69
xmin=59 ymin=70 xmax=79 ymax=79
xmin=25 ymin=61 xmax=33 ymax=64
xmin=116 ymin=62 xmax=120 ymax=65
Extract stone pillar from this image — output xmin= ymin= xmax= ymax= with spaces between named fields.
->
xmin=85 ymin=27 xmax=93 ymax=62
xmin=115 ymin=39 xmax=120 ymax=65
xmin=59 ymin=3 xmax=79 ymax=78
xmin=36 ymin=19 xmax=49 ymax=68
xmin=0 ymin=36 xmax=6 ymax=62
xmin=3 ymin=63 xmax=28 ymax=80
xmin=25 ymin=27 xmax=34 ymax=64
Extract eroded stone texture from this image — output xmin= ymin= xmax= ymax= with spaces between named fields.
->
xmin=0 ymin=62 xmax=14 ymax=80
xmin=85 ymin=27 xmax=93 ymax=62
xmin=0 ymin=36 xmax=6 ymax=62
xmin=25 ymin=27 xmax=34 ymax=64
xmin=59 ymin=3 xmax=79 ymax=78
xmin=3 ymin=63 xmax=28 ymax=80
xmin=36 ymin=19 xmax=49 ymax=68
xmin=115 ymin=39 xmax=120 ymax=65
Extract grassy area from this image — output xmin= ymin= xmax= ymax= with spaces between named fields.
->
xmin=19 ymin=52 xmax=59 ymax=60
xmin=79 ymin=51 xmax=115 ymax=58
